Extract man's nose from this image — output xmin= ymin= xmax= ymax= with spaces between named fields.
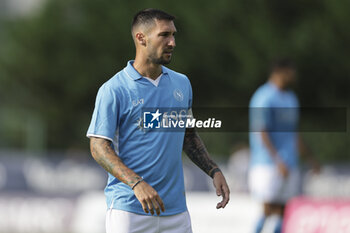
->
xmin=168 ymin=36 xmax=176 ymax=47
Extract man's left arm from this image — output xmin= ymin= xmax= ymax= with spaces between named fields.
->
xmin=183 ymin=128 xmax=230 ymax=209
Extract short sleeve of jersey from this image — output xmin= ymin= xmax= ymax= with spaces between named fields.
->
xmin=86 ymin=84 xmax=119 ymax=141
xmin=249 ymin=89 xmax=273 ymax=131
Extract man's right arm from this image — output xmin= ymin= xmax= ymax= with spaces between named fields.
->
xmin=90 ymin=137 xmax=165 ymax=215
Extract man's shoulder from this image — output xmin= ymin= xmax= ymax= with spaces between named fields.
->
xmin=93 ymin=70 xmax=133 ymax=103
xmin=256 ymin=82 xmax=275 ymax=94
xmin=101 ymin=69 xmax=130 ymax=91
xmin=162 ymin=66 xmax=189 ymax=81
xmin=250 ymin=83 xmax=275 ymax=107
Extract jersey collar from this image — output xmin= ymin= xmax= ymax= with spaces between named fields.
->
xmin=124 ymin=60 xmax=169 ymax=81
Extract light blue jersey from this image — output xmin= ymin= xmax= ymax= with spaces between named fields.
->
xmin=87 ymin=61 xmax=192 ymax=216
xmin=249 ymin=82 xmax=299 ymax=169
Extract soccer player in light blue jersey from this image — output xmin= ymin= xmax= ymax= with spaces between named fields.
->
xmin=249 ymin=59 xmax=320 ymax=233
xmin=87 ymin=9 xmax=230 ymax=233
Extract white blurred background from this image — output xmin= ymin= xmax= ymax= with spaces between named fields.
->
xmin=1 ymin=150 xmax=350 ymax=233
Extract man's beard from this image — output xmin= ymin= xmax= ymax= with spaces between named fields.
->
xmin=149 ymin=52 xmax=172 ymax=65
xmin=150 ymin=56 xmax=171 ymax=65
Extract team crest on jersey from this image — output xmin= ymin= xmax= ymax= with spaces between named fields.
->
xmin=173 ymin=89 xmax=184 ymax=102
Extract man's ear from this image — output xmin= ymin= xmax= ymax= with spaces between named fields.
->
xmin=135 ymin=32 xmax=146 ymax=46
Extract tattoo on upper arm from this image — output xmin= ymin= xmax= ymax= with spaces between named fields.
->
xmin=183 ymin=128 xmax=218 ymax=177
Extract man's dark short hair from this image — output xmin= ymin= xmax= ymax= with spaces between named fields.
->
xmin=270 ymin=58 xmax=296 ymax=73
xmin=132 ymin=8 xmax=175 ymax=31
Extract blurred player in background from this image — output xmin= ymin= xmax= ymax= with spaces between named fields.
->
xmin=87 ymin=8 xmax=229 ymax=233
xmin=249 ymin=58 xmax=320 ymax=233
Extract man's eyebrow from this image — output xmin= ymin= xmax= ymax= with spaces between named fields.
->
xmin=158 ymin=31 xmax=177 ymax=35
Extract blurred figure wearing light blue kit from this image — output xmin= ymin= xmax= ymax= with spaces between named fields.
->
xmin=249 ymin=59 xmax=320 ymax=233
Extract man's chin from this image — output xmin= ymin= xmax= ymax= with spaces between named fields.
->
xmin=154 ymin=58 xmax=171 ymax=65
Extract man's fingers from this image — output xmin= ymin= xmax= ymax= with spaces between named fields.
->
xmin=216 ymin=187 xmax=222 ymax=196
xmin=216 ymin=199 xmax=224 ymax=209
xmin=222 ymin=185 xmax=230 ymax=208
xmin=151 ymin=199 xmax=161 ymax=216
xmin=140 ymin=200 xmax=149 ymax=214
xmin=156 ymin=196 xmax=165 ymax=213
xmin=213 ymin=172 xmax=230 ymax=209
xmin=153 ymin=195 xmax=165 ymax=215
xmin=216 ymin=184 xmax=230 ymax=209
xmin=146 ymin=199 xmax=154 ymax=215
xmin=134 ymin=182 xmax=164 ymax=215
xmin=216 ymin=188 xmax=224 ymax=209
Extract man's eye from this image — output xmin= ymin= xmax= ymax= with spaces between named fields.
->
xmin=159 ymin=32 xmax=176 ymax=37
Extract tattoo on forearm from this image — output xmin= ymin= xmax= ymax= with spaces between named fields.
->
xmin=91 ymin=139 xmax=116 ymax=173
xmin=183 ymin=128 xmax=219 ymax=177
xmin=90 ymin=138 xmax=141 ymax=187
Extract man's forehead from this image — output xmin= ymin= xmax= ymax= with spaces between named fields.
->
xmin=153 ymin=19 xmax=177 ymax=32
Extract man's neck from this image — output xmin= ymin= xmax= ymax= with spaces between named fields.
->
xmin=269 ymin=76 xmax=285 ymax=90
xmin=133 ymin=57 xmax=162 ymax=80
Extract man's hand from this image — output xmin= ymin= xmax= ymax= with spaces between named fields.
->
xmin=213 ymin=171 xmax=230 ymax=209
xmin=183 ymin=128 xmax=229 ymax=208
xmin=133 ymin=181 xmax=165 ymax=216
